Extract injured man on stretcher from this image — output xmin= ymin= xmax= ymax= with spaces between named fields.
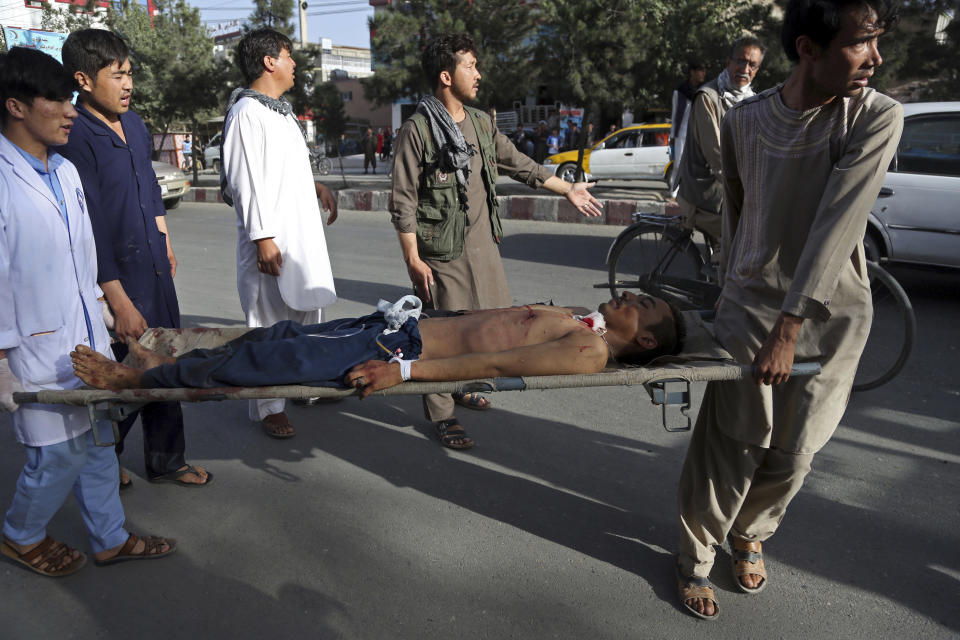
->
xmin=69 ymin=292 xmax=684 ymax=396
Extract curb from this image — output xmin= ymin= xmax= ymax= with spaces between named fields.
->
xmin=181 ymin=187 xmax=679 ymax=224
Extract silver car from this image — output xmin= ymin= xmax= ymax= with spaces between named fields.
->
xmin=868 ymin=101 xmax=960 ymax=269
xmin=151 ymin=160 xmax=190 ymax=210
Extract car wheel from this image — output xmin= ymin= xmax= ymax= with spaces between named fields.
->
xmin=212 ymin=159 xmax=221 ymax=173
xmin=557 ymin=162 xmax=579 ymax=183
xmin=164 ymin=197 xmax=181 ymax=210
xmin=863 ymin=230 xmax=883 ymax=263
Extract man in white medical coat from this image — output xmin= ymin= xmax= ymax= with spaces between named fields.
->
xmin=0 ymin=47 xmax=176 ymax=576
xmin=222 ymin=28 xmax=339 ymax=439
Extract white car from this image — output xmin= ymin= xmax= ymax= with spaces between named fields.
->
xmin=543 ymin=123 xmax=672 ymax=183
xmin=868 ymin=101 xmax=960 ymax=269
xmin=152 ymin=161 xmax=190 ymax=210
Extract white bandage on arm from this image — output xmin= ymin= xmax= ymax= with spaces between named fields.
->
xmin=389 ymin=356 xmax=416 ymax=381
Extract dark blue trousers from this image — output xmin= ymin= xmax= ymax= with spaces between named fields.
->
xmin=141 ymin=313 xmax=423 ymax=390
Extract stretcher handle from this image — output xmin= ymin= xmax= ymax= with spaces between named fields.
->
xmin=747 ymin=362 xmax=821 ymax=378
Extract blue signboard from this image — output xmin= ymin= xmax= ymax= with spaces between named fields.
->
xmin=2 ymin=27 xmax=68 ymax=62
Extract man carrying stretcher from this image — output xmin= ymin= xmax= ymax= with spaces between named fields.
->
xmin=69 ymin=292 xmax=683 ymax=445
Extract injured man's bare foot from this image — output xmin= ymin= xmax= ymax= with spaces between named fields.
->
xmin=125 ymin=336 xmax=175 ymax=369
xmin=71 ymin=345 xmax=146 ymax=390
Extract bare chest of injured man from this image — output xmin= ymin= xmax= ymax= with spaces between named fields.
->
xmin=417 ymin=305 xmax=603 ymax=360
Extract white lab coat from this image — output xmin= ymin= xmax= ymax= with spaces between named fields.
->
xmin=223 ymin=97 xmax=336 ymax=316
xmin=0 ymin=134 xmax=114 ymax=446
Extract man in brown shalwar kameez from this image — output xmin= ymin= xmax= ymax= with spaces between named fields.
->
xmin=675 ymin=0 xmax=903 ymax=620
xmin=389 ymin=33 xmax=602 ymax=450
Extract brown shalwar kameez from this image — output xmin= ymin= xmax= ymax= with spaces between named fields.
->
xmin=677 ymin=86 xmax=903 ymax=577
xmin=390 ymin=113 xmax=551 ymax=421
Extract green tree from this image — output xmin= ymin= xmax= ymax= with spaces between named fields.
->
xmin=362 ymin=0 xmax=539 ymax=109
xmin=312 ymin=80 xmax=347 ymax=143
xmin=249 ymin=0 xmax=295 ymax=36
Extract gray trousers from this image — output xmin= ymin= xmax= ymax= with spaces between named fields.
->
xmin=677 ymin=195 xmax=722 ymax=249
xmin=677 ymin=383 xmax=814 ymax=578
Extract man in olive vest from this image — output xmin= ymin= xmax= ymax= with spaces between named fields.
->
xmin=389 ymin=33 xmax=602 ymax=450
xmin=676 ymin=37 xmax=764 ymax=246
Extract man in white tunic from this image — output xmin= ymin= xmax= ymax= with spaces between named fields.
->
xmin=0 ymin=47 xmax=175 ymax=575
xmin=223 ymin=28 xmax=339 ymax=439
xmin=674 ymin=0 xmax=903 ymax=620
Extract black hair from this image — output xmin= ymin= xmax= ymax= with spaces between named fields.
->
xmin=0 ymin=47 xmax=77 ymax=125
xmin=687 ymin=59 xmax=706 ymax=71
xmin=618 ymin=300 xmax=687 ymax=366
xmin=730 ymin=36 xmax=767 ymax=59
xmin=235 ymin=28 xmax=293 ymax=84
xmin=61 ymin=28 xmax=130 ymax=79
xmin=782 ymin=0 xmax=899 ymax=62
xmin=421 ymin=33 xmax=477 ymax=90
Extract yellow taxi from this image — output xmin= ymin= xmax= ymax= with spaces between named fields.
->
xmin=543 ymin=123 xmax=672 ymax=183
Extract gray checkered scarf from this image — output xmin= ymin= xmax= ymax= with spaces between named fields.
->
xmin=416 ymin=96 xmax=476 ymax=203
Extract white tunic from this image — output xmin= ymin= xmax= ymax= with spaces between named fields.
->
xmin=0 ymin=135 xmax=114 ymax=446
xmin=223 ymin=97 xmax=336 ymax=315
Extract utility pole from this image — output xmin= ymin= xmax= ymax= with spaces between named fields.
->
xmin=298 ymin=0 xmax=308 ymax=46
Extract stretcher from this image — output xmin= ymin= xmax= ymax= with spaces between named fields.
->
xmin=11 ymin=312 xmax=820 ymax=443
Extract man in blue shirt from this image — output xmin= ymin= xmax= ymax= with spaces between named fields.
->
xmin=56 ymin=29 xmax=211 ymax=488
xmin=0 ymin=47 xmax=176 ymax=576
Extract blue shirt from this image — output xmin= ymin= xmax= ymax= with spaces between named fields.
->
xmin=8 ymin=140 xmax=95 ymax=350
xmin=55 ymin=104 xmax=180 ymax=328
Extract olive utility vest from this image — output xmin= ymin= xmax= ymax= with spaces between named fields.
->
xmin=409 ymin=106 xmax=500 ymax=261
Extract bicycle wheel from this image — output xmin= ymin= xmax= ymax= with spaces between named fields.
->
xmin=853 ymin=261 xmax=915 ymax=392
xmin=607 ymin=223 xmax=711 ymax=309
xmin=317 ymin=158 xmax=332 ymax=176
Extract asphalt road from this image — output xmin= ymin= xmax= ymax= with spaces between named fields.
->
xmin=1 ymin=202 xmax=957 ymax=639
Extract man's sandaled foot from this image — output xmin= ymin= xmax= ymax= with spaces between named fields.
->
xmin=148 ymin=464 xmax=212 ymax=488
xmin=452 ymin=391 xmax=492 ymax=411
xmin=262 ymin=412 xmax=295 ymax=439
xmin=94 ymin=533 xmax=177 ymax=566
xmin=435 ymin=418 xmax=474 ymax=450
xmin=1 ymin=536 xmax=87 ymax=577
xmin=731 ymin=538 xmax=767 ymax=593
xmin=676 ymin=564 xmax=718 ymax=620
xmin=119 ymin=466 xmax=133 ymax=491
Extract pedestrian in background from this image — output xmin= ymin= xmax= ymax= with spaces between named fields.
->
xmin=363 ymin=127 xmax=377 ymax=174
xmin=669 ymin=60 xmax=706 ymax=196
xmin=677 ymin=36 xmax=765 ymax=247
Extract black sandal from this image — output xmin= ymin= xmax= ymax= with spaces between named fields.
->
xmin=435 ymin=418 xmax=474 ymax=450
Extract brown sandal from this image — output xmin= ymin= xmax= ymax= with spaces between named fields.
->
xmin=731 ymin=538 xmax=767 ymax=594
xmin=94 ymin=533 xmax=177 ymax=566
xmin=262 ymin=412 xmax=295 ymax=439
xmin=1 ymin=535 xmax=87 ymax=577
xmin=676 ymin=564 xmax=719 ymax=620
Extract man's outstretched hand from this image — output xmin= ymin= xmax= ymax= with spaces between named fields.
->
xmin=565 ymin=182 xmax=603 ymax=217
xmin=345 ymin=360 xmax=403 ymax=398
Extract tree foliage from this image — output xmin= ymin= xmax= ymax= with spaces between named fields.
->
xmin=362 ymin=0 xmax=538 ymax=109
xmin=312 ymin=80 xmax=347 ymax=140
xmin=248 ymin=0 xmax=295 ymax=36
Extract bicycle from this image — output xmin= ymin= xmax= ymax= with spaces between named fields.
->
xmin=309 ymin=146 xmax=333 ymax=176
xmin=604 ymin=211 xmax=915 ymax=392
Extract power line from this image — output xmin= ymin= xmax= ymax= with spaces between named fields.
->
xmin=305 ymin=6 xmax=372 ymax=16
